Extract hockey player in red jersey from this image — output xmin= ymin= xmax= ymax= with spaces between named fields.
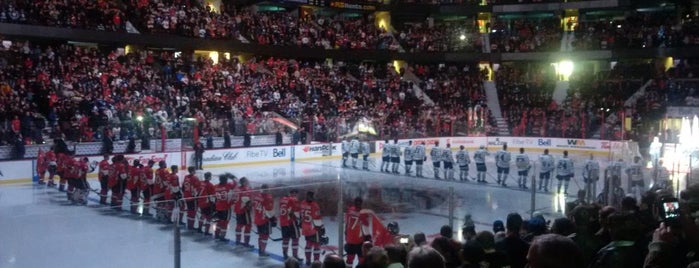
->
xmin=111 ymin=155 xmax=129 ymax=210
xmin=64 ymin=155 xmax=79 ymax=201
xmin=44 ymin=149 xmax=58 ymax=187
xmin=57 ymin=151 xmax=71 ymax=192
xmin=197 ymin=172 xmax=215 ymax=235
xmin=98 ymin=155 xmax=112 ymax=205
xmin=140 ymin=160 xmax=155 ymax=216
xmin=152 ymin=161 xmax=169 ymax=219
xmin=280 ymin=189 xmax=302 ymax=260
xmin=126 ymin=160 xmax=142 ymax=214
xmin=182 ymin=167 xmax=201 ymax=230
xmin=234 ymin=177 xmax=253 ymax=247
xmin=73 ymin=157 xmax=90 ymax=205
xmin=253 ymin=184 xmax=276 ymax=257
xmin=213 ymin=174 xmax=235 ymax=241
xmin=300 ymin=191 xmax=324 ymax=265
xmin=163 ymin=165 xmax=181 ymax=224
xmin=345 ymin=197 xmax=369 ymax=267
xmin=36 ymin=149 xmax=47 ymax=185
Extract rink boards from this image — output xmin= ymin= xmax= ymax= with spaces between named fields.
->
xmin=0 ymin=136 xmax=638 ymax=184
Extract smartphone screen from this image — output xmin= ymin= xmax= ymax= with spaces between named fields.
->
xmin=663 ymin=201 xmax=680 ymax=219
xmin=399 ymin=237 xmax=409 ymax=244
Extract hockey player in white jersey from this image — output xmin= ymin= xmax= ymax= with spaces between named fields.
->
xmin=515 ymin=148 xmax=530 ymax=189
xmin=442 ymin=144 xmax=455 ymax=180
xmin=430 ymin=142 xmax=442 ymax=179
xmin=556 ymin=151 xmax=575 ymax=195
xmin=413 ymin=142 xmax=427 ymax=177
xmin=538 ymin=149 xmax=555 ymax=192
xmin=474 ymin=145 xmax=489 ymax=183
xmin=495 ymin=144 xmax=512 ymax=187
xmin=403 ymin=141 xmax=414 ymax=175
xmin=455 ymin=145 xmax=471 ymax=181
xmin=381 ymin=140 xmax=391 ymax=172
xmin=389 ymin=139 xmax=400 ymax=174
xmin=626 ymin=156 xmax=644 ymax=199
xmin=606 ymin=159 xmax=624 ymax=182
xmin=583 ymin=154 xmax=600 ymax=202
xmin=361 ymin=140 xmax=371 ymax=170
xmin=350 ymin=137 xmax=360 ymax=168
xmin=342 ymin=138 xmax=350 ymax=168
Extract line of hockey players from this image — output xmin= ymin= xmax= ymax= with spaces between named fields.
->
xmin=341 ymin=138 xmax=669 ymax=200
xmin=37 ymin=152 xmax=332 ymax=264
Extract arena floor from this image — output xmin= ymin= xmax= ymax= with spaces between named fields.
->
xmin=0 ymin=155 xmax=632 ymax=267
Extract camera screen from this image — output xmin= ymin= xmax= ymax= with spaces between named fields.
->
xmin=664 ymin=201 xmax=680 ymax=219
xmin=399 ymin=237 xmax=409 ymax=244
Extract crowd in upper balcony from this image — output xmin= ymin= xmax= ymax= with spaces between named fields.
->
xmin=0 ymin=0 xmax=125 ymax=31
xmin=489 ymin=17 xmax=562 ymax=52
xmin=2 ymin=0 xmax=698 ymax=54
xmin=572 ymin=12 xmax=699 ymax=50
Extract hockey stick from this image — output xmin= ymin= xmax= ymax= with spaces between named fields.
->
xmin=252 ymin=229 xmax=283 ymax=242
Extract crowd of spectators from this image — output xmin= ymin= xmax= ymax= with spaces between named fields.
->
xmin=3 ymin=0 xmax=699 ymax=54
xmin=126 ymin=1 xmax=399 ymax=50
xmin=289 ymin=186 xmax=699 ymax=268
xmin=127 ymin=0 xmax=238 ymax=39
xmin=573 ymin=12 xmax=699 ymax=51
xmin=489 ymin=18 xmax=562 ymax=52
xmin=410 ymin=63 xmax=494 ymax=136
xmin=0 ymin=0 xmax=125 ymax=31
xmin=495 ymin=64 xmax=559 ymax=137
xmin=0 ymin=40 xmax=300 ymax=147
xmin=0 ymin=40 xmax=440 ymax=147
xmin=496 ymin=61 xmax=659 ymax=140
xmin=396 ymin=21 xmax=482 ymax=52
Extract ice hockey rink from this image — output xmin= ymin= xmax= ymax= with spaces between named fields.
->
xmin=0 ymin=154 xmax=630 ymax=268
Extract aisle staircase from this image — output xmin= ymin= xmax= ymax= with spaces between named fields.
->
xmin=400 ymin=69 xmax=435 ymax=106
xmin=483 ymin=81 xmax=510 ymax=136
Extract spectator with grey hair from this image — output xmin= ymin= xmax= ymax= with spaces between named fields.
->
xmin=408 ymin=245 xmax=446 ymax=268
xmin=526 ymin=234 xmax=584 ymax=268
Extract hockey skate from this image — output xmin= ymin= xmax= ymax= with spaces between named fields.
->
xmin=47 ymin=181 xmax=56 ymax=187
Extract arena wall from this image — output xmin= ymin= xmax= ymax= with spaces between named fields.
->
xmin=0 ymin=136 xmax=638 ymax=184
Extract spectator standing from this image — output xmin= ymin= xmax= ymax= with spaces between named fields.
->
xmin=495 ymin=213 xmax=530 ymax=268
xmin=588 ymin=212 xmax=645 ymax=268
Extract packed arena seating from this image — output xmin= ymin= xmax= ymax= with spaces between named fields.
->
xmin=573 ymin=12 xmax=699 ymax=50
xmin=0 ymin=0 xmax=125 ymax=31
xmin=0 ymin=40 xmax=440 ymax=145
xmin=495 ymin=64 xmax=559 ymax=137
xmin=495 ymin=61 xmax=661 ymax=140
xmin=396 ymin=21 xmax=482 ymax=52
xmin=410 ymin=63 xmax=495 ymax=136
xmin=489 ymin=18 xmax=562 ymax=52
